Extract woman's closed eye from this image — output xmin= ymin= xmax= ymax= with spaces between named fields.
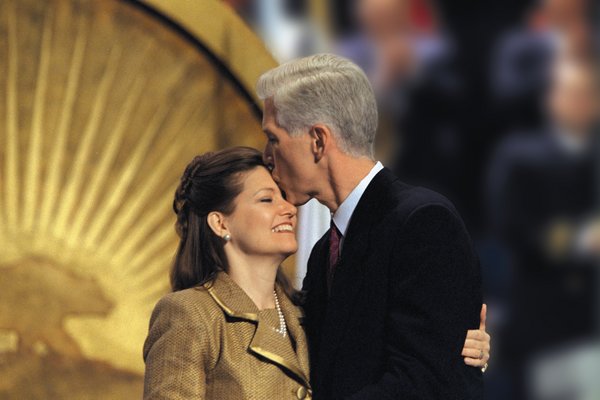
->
xmin=260 ymin=197 xmax=273 ymax=203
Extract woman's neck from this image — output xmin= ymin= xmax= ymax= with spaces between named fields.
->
xmin=225 ymin=251 xmax=282 ymax=310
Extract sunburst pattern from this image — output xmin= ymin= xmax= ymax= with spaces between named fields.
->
xmin=0 ymin=0 xmax=272 ymax=392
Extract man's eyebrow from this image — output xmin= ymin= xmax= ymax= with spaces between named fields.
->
xmin=254 ymin=187 xmax=275 ymax=196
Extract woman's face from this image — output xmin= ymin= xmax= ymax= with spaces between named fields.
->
xmin=225 ymin=166 xmax=298 ymax=259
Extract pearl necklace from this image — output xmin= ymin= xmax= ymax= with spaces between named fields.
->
xmin=273 ymin=290 xmax=287 ymax=337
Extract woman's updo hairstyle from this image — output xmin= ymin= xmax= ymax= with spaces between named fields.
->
xmin=171 ymin=146 xmax=264 ymax=291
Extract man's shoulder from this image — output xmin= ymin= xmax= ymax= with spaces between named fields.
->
xmin=381 ymin=179 xmax=457 ymax=225
xmin=362 ymin=168 xmax=457 ymax=222
xmin=393 ymin=183 xmax=453 ymax=208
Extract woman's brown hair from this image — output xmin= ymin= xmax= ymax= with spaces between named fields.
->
xmin=171 ymin=146 xmax=297 ymax=301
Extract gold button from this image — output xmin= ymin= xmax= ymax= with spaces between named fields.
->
xmin=296 ymin=386 xmax=307 ymax=399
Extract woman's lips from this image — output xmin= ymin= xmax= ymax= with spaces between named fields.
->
xmin=271 ymin=223 xmax=294 ymax=233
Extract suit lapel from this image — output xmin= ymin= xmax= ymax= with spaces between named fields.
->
xmin=304 ymin=234 xmax=329 ymax=320
xmin=302 ymin=233 xmax=330 ymax=386
xmin=316 ymin=168 xmax=398 ymax=373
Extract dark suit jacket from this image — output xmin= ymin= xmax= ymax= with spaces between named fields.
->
xmin=302 ymin=168 xmax=483 ymax=399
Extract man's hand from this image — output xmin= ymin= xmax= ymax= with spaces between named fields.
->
xmin=462 ymin=304 xmax=491 ymax=368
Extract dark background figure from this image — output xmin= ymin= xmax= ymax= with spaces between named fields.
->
xmin=491 ymin=0 xmax=592 ymax=135
xmin=487 ymin=57 xmax=600 ymax=399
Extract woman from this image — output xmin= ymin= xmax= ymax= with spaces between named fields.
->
xmin=143 ymin=147 xmax=489 ymax=399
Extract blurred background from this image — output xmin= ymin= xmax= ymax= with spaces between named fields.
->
xmin=0 ymin=0 xmax=598 ymax=398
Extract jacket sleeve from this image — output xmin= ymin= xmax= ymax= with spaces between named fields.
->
xmin=143 ymin=294 xmax=212 ymax=400
xmin=346 ymin=203 xmax=483 ymax=399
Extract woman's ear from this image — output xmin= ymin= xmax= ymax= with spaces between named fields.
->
xmin=309 ymin=124 xmax=331 ymax=162
xmin=207 ymin=211 xmax=229 ymax=238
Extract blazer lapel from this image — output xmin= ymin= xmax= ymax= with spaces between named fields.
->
xmin=317 ymin=169 xmax=398 ymax=374
xmin=207 ymin=272 xmax=310 ymax=388
xmin=279 ymin=287 xmax=311 ymax=384
xmin=249 ymin=286 xmax=310 ymax=388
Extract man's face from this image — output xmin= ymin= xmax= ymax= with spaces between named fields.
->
xmin=262 ymin=98 xmax=317 ymax=207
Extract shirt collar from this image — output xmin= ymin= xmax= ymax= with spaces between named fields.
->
xmin=332 ymin=161 xmax=384 ymax=237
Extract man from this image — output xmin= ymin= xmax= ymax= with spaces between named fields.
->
xmin=257 ymin=54 xmax=486 ymax=399
xmin=488 ymin=57 xmax=599 ymax=399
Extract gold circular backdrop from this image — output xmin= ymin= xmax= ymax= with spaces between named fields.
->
xmin=0 ymin=0 xmax=276 ymax=398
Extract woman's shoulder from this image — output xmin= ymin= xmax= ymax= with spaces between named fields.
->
xmin=144 ymin=286 xmax=223 ymax=364
xmin=151 ymin=286 xmax=223 ymax=324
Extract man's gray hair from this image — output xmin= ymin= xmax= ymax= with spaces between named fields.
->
xmin=256 ymin=53 xmax=378 ymax=158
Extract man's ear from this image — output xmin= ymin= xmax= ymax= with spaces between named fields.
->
xmin=309 ymin=124 xmax=332 ymax=162
xmin=207 ymin=211 xmax=229 ymax=238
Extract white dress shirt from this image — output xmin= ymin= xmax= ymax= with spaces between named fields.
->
xmin=332 ymin=161 xmax=384 ymax=248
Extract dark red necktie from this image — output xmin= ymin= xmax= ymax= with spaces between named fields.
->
xmin=327 ymin=220 xmax=342 ymax=294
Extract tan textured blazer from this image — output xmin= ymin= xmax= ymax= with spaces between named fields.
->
xmin=143 ymin=272 xmax=312 ymax=400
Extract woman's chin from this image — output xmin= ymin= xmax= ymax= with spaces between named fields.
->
xmin=279 ymin=244 xmax=298 ymax=258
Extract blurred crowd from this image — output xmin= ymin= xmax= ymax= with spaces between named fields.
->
xmin=225 ymin=0 xmax=599 ymax=399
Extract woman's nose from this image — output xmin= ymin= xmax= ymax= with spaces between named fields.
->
xmin=280 ymin=201 xmax=297 ymax=218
